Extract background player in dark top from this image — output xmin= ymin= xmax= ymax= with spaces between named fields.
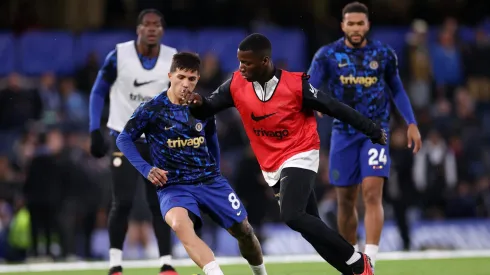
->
xmin=117 ymin=52 xmax=268 ymax=275
xmin=307 ymin=2 xmax=422 ymax=270
xmin=88 ymin=9 xmax=177 ymax=275
xmin=185 ymin=33 xmax=385 ymax=275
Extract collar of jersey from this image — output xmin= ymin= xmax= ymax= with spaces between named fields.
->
xmin=134 ymin=40 xmax=160 ymax=60
xmin=162 ymin=90 xmax=188 ymax=109
xmin=252 ymin=68 xmax=282 ymax=86
xmin=341 ymin=37 xmax=372 ymax=52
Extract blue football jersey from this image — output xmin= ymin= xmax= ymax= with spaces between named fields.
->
xmin=308 ymin=38 xmax=400 ymax=134
xmin=123 ymin=91 xmax=220 ymax=185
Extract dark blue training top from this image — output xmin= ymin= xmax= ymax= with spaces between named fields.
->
xmin=116 ymin=91 xmax=221 ymax=185
xmin=308 ymin=38 xmax=416 ymax=134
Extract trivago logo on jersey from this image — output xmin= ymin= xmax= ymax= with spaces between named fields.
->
xmin=339 ymin=75 xmax=378 ymax=87
xmin=167 ymin=137 xmax=205 ymax=148
xmin=129 ymin=93 xmax=153 ymax=102
xmin=253 ymin=128 xmax=289 ymax=140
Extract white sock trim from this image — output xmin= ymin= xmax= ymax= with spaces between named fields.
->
xmin=159 ymin=255 xmax=172 ymax=267
xmin=109 ymin=248 xmax=123 ymax=268
xmin=364 ymin=244 xmax=379 ymax=266
xmin=203 ymin=261 xmax=224 ymax=275
xmin=250 ymin=263 xmax=268 ymax=275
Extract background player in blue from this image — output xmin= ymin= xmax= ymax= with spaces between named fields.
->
xmin=116 ymin=52 xmax=268 ymax=275
xmin=307 ymin=2 xmax=422 ymax=270
xmin=89 ymin=9 xmax=178 ymax=275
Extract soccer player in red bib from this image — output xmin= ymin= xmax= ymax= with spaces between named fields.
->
xmin=185 ymin=33 xmax=386 ymax=275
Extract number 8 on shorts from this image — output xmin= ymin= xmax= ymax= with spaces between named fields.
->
xmin=228 ymin=192 xmax=241 ymax=210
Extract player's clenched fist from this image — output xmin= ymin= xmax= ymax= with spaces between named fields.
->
xmin=370 ymin=127 xmax=388 ymax=145
xmin=90 ymin=130 xmax=108 ymax=158
xmin=184 ymin=92 xmax=203 ymax=106
xmin=147 ymin=167 xmax=168 ymax=187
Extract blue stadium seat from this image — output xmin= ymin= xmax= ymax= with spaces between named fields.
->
xmin=19 ymin=31 xmax=75 ymax=75
xmin=0 ymin=33 xmax=15 ymax=76
xmin=196 ymin=29 xmax=248 ymax=73
xmin=77 ymin=31 xmax=134 ymax=66
xmin=162 ymin=29 xmax=196 ymax=52
xmin=254 ymin=28 xmax=306 ymax=71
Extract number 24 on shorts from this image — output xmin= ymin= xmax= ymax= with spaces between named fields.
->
xmin=368 ymin=148 xmax=387 ymax=166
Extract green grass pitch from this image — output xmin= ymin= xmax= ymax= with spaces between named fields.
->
xmin=6 ymin=257 xmax=490 ymax=275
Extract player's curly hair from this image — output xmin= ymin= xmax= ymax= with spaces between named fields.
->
xmin=342 ymin=2 xmax=369 ymax=18
xmin=170 ymin=52 xmax=201 ymax=73
xmin=137 ymin=9 xmax=165 ymax=27
xmin=238 ymin=33 xmax=272 ymax=58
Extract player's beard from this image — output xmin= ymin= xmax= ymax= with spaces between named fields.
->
xmin=146 ymin=41 xmax=158 ymax=48
xmin=346 ymin=34 xmax=366 ymax=47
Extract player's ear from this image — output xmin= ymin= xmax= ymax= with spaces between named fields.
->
xmin=168 ymin=72 xmax=172 ymax=79
xmin=136 ymin=25 xmax=142 ymax=36
xmin=262 ymin=56 xmax=270 ymax=66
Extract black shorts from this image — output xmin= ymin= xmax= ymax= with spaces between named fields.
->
xmin=110 ymin=135 xmax=158 ymax=222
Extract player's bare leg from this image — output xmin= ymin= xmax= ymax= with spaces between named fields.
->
xmin=227 ymin=218 xmax=268 ymax=275
xmin=336 ymin=185 xmax=361 ymax=247
xmin=165 ymin=207 xmax=223 ymax=275
xmin=361 ymin=176 xmax=384 ymax=266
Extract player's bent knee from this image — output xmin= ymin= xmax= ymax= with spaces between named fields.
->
xmin=362 ymin=177 xmax=384 ymax=206
xmin=227 ymin=219 xmax=254 ymax=239
xmin=165 ymin=207 xmax=194 ymax=234
xmin=280 ymin=209 xmax=303 ymax=230
xmin=168 ymin=219 xmax=194 ymax=234
xmin=283 ymin=217 xmax=302 ymax=231
xmin=335 ymin=186 xmax=359 ymax=207
xmin=337 ymin=198 xmax=356 ymax=211
xmin=363 ymin=190 xmax=382 ymax=206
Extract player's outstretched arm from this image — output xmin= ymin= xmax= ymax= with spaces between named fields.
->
xmin=89 ymin=49 xmax=118 ymax=158
xmin=188 ymin=78 xmax=235 ymax=119
xmin=384 ymin=47 xmax=421 ymax=153
xmin=116 ymin=102 xmax=166 ymax=185
xmin=301 ymin=76 xmax=386 ymax=144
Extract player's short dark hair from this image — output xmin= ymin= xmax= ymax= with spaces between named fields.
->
xmin=238 ymin=33 xmax=272 ymax=57
xmin=342 ymin=2 xmax=369 ymax=18
xmin=170 ymin=52 xmax=201 ymax=73
xmin=137 ymin=9 xmax=165 ymax=26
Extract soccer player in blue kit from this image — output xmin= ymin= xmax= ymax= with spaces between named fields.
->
xmin=116 ymin=52 xmax=268 ymax=275
xmin=308 ymin=2 xmax=422 ymax=271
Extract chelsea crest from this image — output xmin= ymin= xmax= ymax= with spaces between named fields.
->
xmin=369 ymin=60 xmax=378 ymax=70
xmin=195 ymin=122 xmax=203 ymax=132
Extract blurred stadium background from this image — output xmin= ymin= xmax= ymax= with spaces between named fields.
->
xmin=1 ymin=0 xmax=490 ymax=273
